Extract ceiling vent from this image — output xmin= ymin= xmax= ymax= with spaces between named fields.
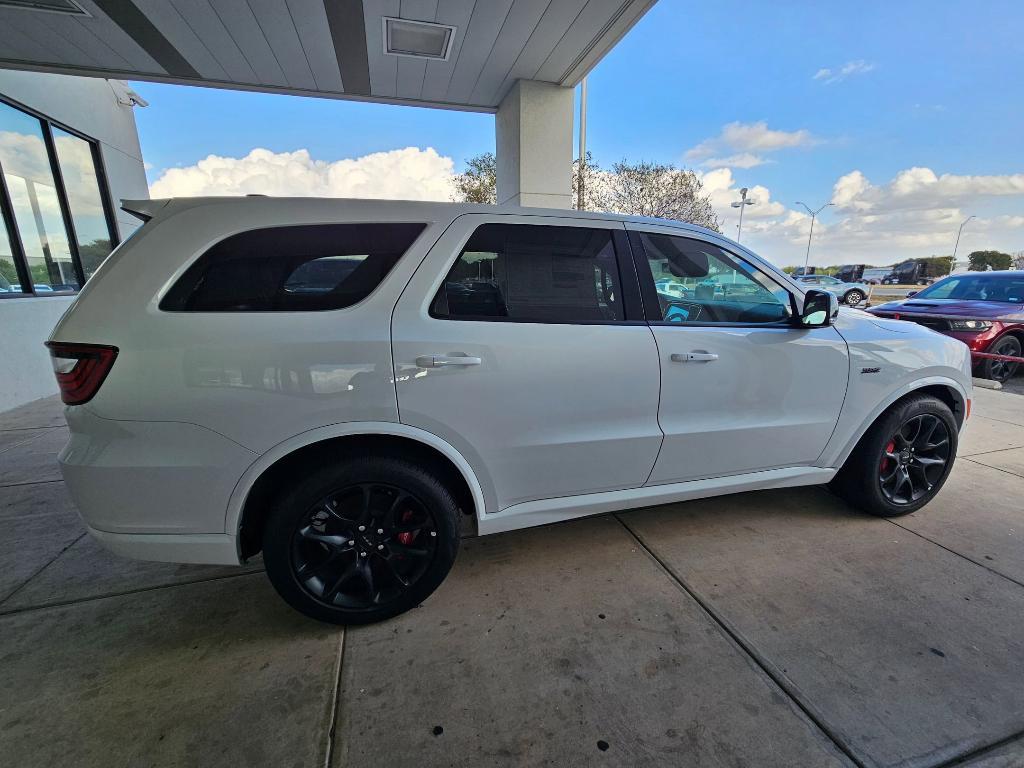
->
xmin=382 ymin=17 xmax=455 ymax=61
xmin=0 ymin=0 xmax=89 ymax=15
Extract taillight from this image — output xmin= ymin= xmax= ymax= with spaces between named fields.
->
xmin=44 ymin=342 xmax=118 ymax=405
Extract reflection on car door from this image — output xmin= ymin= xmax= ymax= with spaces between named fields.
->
xmin=627 ymin=225 xmax=849 ymax=484
xmin=392 ymin=215 xmax=663 ymax=511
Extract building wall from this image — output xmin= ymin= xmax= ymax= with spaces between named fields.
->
xmin=0 ymin=71 xmax=148 ymax=413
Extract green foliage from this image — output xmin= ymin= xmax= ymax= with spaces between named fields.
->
xmin=451 ymin=151 xmax=721 ymax=232
xmin=451 ymin=152 xmax=496 ymax=204
xmin=968 ymin=250 xmax=1013 ymax=272
xmin=921 ymin=255 xmax=954 ymax=276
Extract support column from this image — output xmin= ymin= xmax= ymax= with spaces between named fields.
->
xmin=495 ymin=80 xmax=574 ymax=209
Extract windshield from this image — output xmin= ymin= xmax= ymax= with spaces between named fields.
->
xmin=914 ymin=273 xmax=1024 ymax=303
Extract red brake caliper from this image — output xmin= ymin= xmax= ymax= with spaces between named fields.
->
xmin=397 ymin=509 xmax=417 ymax=546
xmin=881 ymin=440 xmax=896 ymax=473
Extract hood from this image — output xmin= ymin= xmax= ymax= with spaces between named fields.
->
xmin=868 ymin=298 xmax=1024 ymax=321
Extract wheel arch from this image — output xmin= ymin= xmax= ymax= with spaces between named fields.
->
xmin=227 ymin=424 xmax=488 ymax=560
xmin=825 ymin=377 xmax=968 ymax=470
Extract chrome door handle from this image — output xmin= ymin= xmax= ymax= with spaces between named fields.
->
xmin=416 ymin=355 xmax=482 ymax=368
xmin=670 ymin=352 xmax=719 ymax=363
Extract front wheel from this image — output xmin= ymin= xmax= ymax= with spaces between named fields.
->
xmin=981 ymin=335 xmax=1021 ymax=383
xmin=830 ymin=394 xmax=957 ymax=517
xmin=263 ymin=456 xmax=460 ymax=625
xmin=844 ymin=290 xmax=865 ymax=306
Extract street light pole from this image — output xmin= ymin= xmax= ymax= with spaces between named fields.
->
xmin=731 ymin=187 xmax=755 ymax=241
xmin=795 ymin=201 xmax=834 ymax=274
xmin=952 ymin=215 xmax=975 ymax=261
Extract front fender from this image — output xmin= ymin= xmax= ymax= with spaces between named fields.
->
xmin=819 ymin=375 xmax=969 ymax=469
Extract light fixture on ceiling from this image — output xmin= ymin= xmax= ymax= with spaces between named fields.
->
xmin=382 ymin=17 xmax=456 ymax=61
xmin=0 ymin=0 xmax=89 ymax=15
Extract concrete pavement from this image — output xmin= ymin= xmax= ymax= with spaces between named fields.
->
xmin=1 ymin=390 xmax=1023 ymax=767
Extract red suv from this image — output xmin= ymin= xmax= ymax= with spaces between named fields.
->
xmin=868 ymin=271 xmax=1024 ymax=382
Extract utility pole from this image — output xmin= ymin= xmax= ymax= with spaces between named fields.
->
xmin=795 ymin=200 xmax=834 ymax=274
xmin=577 ymin=77 xmax=587 ymax=210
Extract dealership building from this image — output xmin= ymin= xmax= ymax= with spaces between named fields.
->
xmin=0 ymin=0 xmax=654 ymax=412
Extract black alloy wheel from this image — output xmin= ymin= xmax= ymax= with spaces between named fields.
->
xmin=264 ymin=457 xmax=460 ymax=625
xmin=291 ymin=483 xmax=438 ymax=610
xmin=830 ymin=393 xmax=957 ymax=517
xmin=983 ymin=335 xmax=1021 ymax=383
xmin=877 ymin=414 xmax=951 ymax=505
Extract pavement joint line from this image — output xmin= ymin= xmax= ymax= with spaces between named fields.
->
xmin=0 ymin=478 xmax=65 ymax=490
xmin=887 ymin=519 xmax=1024 ymax=590
xmin=959 ymin=445 xmax=1024 ymax=458
xmin=0 ymin=532 xmax=86 ymax=608
xmin=0 ymin=425 xmax=64 ymax=433
xmin=937 ymin=725 xmax=1024 ymax=767
xmin=0 ymin=568 xmax=265 ymax=618
xmin=0 ymin=429 xmax=62 ymax=454
xmin=612 ymin=513 xmax=867 ymax=768
xmin=970 ymin=413 xmax=1024 ymax=430
xmin=962 ymin=457 xmax=1024 ymax=481
xmin=324 ymin=630 xmax=347 ymax=768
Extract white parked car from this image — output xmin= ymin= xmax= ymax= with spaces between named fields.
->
xmin=49 ymin=198 xmax=972 ymax=624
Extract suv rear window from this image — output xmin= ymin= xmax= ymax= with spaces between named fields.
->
xmin=160 ymin=223 xmax=426 ymax=312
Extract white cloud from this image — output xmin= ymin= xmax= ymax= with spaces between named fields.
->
xmin=149 ymin=146 xmax=455 ymax=200
xmin=686 ymin=121 xmax=816 ymax=169
xmin=706 ymin=163 xmax=1024 ymax=268
xmin=813 ymin=60 xmax=875 ymax=84
xmin=831 ymin=167 xmax=1024 ymax=213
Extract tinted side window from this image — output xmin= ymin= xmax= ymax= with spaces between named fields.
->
xmin=640 ymin=233 xmax=791 ymax=325
xmin=432 ymin=223 xmax=624 ymax=323
xmin=161 ymin=223 xmax=426 ymax=312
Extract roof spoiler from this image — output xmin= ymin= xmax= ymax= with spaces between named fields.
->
xmin=121 ymin=198 xmax=171 ymax=222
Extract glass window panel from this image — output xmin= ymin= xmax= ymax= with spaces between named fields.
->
xmin=161 ymin=223 xmax=426 ymax=312
xmin=641 ymin=233 xmax=791 ymax=324
xmin=434 ymin=224 xmax=624 ymax=323
xmin=52 ymin=127 xmax=113 ymax=279
xmin=0 ymin=102 xmax=79 ymax=292
xmin=0 ymin=215 xmax=20 ymax=293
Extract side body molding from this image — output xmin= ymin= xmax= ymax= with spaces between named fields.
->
xmin=223 ymin=422 xmax=490 ymax=542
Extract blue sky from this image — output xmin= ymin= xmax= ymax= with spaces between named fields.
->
xmin=132 ymin=0 xmax=1024 ymax=267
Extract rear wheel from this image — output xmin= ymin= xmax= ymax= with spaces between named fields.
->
xmin=981 ymin=335 xmax=1021 ymax=383
xmin=844 ymin=289 xmax=865 ymax=306
xmin=831 ymin=394 xmax=957 ymax=517
xmin=263 ymin=456 xmax=459 ymax=625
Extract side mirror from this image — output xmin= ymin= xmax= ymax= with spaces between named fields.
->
xmin=799 ymin=289 xmax=838 ymax=327
xmin=906 ymin=290 xmax=918 ymax=298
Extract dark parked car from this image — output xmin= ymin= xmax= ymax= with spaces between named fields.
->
xmin=868 ymin=271 xmax=1024 ymax=382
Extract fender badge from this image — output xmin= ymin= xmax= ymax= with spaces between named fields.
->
xmin=861 ymin=367 xmax=881 ymax=374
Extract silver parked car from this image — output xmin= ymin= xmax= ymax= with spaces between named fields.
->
xmin=797 ymin=274 xmax=869 ymax=306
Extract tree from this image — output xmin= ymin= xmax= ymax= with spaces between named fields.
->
xmin=451 ymin=152 xmax=496 ymax=204
xmin=594 ymin=160 xmax=720 ymax=231
xmin=968 ymin=250 xmax=1013 ymax=271
xmin=923 ymin=255 xmax=955 ymax=277
xmin=1013 ymin=251 xmax=1024 ymax=270
xmin=451 ymin=152 xmax=721 ymax=232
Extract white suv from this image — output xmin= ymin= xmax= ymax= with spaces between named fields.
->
xmin=48 ymin=197 xmax=972 ymax=624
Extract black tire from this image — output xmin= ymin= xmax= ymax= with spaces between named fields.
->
xmin=830 ymin=394 xmax=957 ymax=517
xmin=981 ymin=334 xmax=1021 ymax=383
xmin=263 ymin=456 xmax=460 ymax=625
xmin=844 ymin=290 xmax=865 ymax=306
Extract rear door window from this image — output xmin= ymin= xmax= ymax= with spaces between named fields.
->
xmin=431 ymin=223 xmax=625 ymax=323
xmin=161 ymin=223 xmax=426 ymax=311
